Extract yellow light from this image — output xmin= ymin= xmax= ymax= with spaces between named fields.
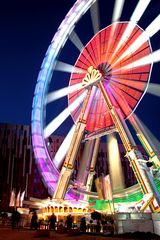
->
xmin=107 ymin=133 xmax=124 ymax=192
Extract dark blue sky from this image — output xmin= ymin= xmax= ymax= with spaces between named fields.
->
xmin=0 ymin=0 xmax=160 ymax=141
xmin=0 ymin=0 xmax=74 ymax=124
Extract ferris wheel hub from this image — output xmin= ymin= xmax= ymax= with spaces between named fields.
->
xmin=81 ymin=66 xmax=102 ymax=89
xmin=97 ymin=62 xmax=112 ymax=83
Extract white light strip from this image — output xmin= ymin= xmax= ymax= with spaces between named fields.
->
xmin=134 ymin=114 xmax=160 ymax=153
xmin=110 ymin=0 xmax=151 ymax=62
xmin=113 ymin=31 xmax=148 ymax=66
xmin=46 ymin=83 xmax=83 ymax=104
xmin=44 ymin=91 xmax=86 ymax=138
xmin=120 ymin=49 xmax=160 ymax=70
xmin=54 ymin=124 xmax=76 ymax=169
xmin=130 ymin=0 xmax=151 ymax=22
xmin=55 ymin=60 xmax=85 ymax=74
xmin=106 ymin=0 xmax=125 ymax=59
xmin=111 ymin=77 xmax=146 ymax=90
xmin=147 ymin=83 xmax=160 ymax=97
xmin=112 ymin=14 xmax=160 ymax=68
xmin=145 ymin=14 xmax=160 ymax=38
xmin=69 ymin=30 xmax=84 ymax=52
xmin=110 ymin=22 xmax=136 ymax=62
xmin=90 ymin=0 xmax=100 ymax=34
xmin=112 ymin=0 xmax=125 ymax=23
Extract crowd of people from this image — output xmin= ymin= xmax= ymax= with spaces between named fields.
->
xmin=30 ymin=213 xmax=74 ymax=231
xmin=79 ymin=216 xmax=115 ymax=234
xmin=29 ymin=213 xmax=115 ymax=234
xmin=0 ymin=210 xmax=116 ymax=235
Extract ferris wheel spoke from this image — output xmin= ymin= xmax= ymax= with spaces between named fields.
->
xmin=111 ymin=78 xmax=146 ymax=91
xmin=55 ymin=60 xmax=86 ymax=74
xmin=44 ymin=91 xmax=87 ymax=138
xmin=111 ymin=80 xmax=142 ymax=101
xmin=106 ymin=0 xmax=125 ymax=58
xmin=109 ymin=81 xmax=140 ymax=109
xmin=112 ymin=0 xmax=125 ymax=23
xmin=75 ymin=60 xmax=91 ymax=70
xmin=110 ymin=0 xmax=151 ymax=63
xmin=87 ymin=93 xmax=98 ymax=132
xmin=111 ymin=27 xmax=140 ymax=64
xmin=92 ymin=91 xmax=101 ymax=129
xmin=69 ymin=30 xmax=84 ymax=52
xmin=118 ymin=45 xmax=149 ymax=67
xmin=105 ymin=22 xmax=124 ymax=64
xmin=46 ymin=83 xmax=83 ymax=104
xmin=96 ymin=92 xmax=104 ymax=128
xmin=90 ymin=0 xmax=100 ymax=35
xmin=75 ymin=52 xmax=96 ymax=70
xmin=133 ymin=113 xmax=160 ymax=152
xmin=112 ymin=14 xmax=160 ymax=68
xmin=53 ymin=124 xmax=76 ymax=169
xmin=85 ymin=42 xmax=99 ymax=66
xmin=89 ymin=0 xmax=101 ymax=65
xmin=113 ymin=70 xmax=150 ymax=76
xmin=72 ymin=102 xmax=83 ymax=121
xmin=68 ymin=88 xmax=85 ymax=101
xmin=119 ymin=49 xmax=160 ymax=71
xmin=147 ymin=83 xmax=160 ymax=98
xmin=108 ymin=84 xmax=128 ymax=117
xmin=109 ymin=79 xmax=143 ymax=110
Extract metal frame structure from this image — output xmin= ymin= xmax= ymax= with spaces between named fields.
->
xmin=53 ymin=66 xmax=160 ymax=212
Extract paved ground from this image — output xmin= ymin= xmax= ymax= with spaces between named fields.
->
xmin=0 ymin=228 xmax=127 ymax=240
xmin=1 ymin=228 xmax=160 ymax=240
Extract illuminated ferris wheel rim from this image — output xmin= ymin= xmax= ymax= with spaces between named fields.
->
xmin=31 ymin=0 xmax=99 ymax=197
xmin=31 ymin=0 xmax=157 ymax=199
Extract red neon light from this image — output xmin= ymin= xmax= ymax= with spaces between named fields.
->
xmin=68 ymin=22 xmax=152 ymax=133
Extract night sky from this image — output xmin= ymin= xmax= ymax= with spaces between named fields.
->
xmin=0 ymin=0 xmax=160 ymax=142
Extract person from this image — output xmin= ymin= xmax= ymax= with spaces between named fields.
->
xmin=80 ymin=217 xmax=86 ymax=232
xmin=16 ymin=211 xmax=21 ymax=228
xmin=101 ymin=220 xmax=107 ymax=233
xmin=11 ymin=209 xmax=17 ymax=229
xmin=95 ymin=219 xmax=101 ymax=232
xmin=31 ymin=211 xmax=38 ymax=230
xmin=89 ymin=219 xmax=93 ymax=232
xmin=57 ymin=219 xmax=66 ymax=234
xmin=1 ymin=212 xmax=8 ymax=226
xmin=11 ymin=209 xmax=20 ymax=229
xmin=108 ymin=219 xmax=115 ymax=235
xmin=66 ymin=214 xmax=73 ymax=230
xmin=58 ymin=219 xmax=64 ymax=227
xmin=49 ymin=213 xmax=56 ymax=230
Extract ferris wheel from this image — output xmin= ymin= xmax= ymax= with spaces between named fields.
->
xmin=31 ymin=0 xmax=160 ymax=212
